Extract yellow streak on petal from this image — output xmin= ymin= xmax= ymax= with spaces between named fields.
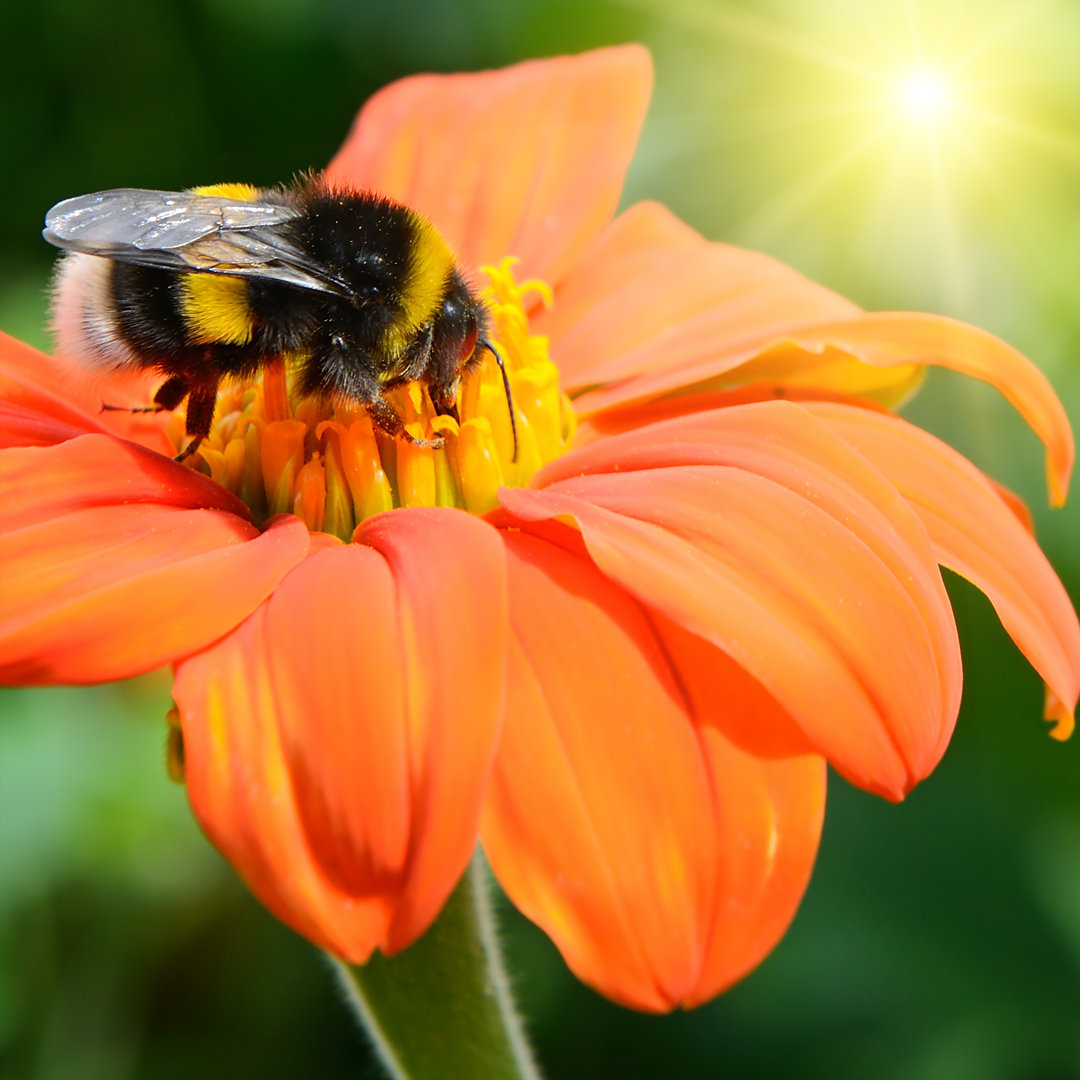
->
xmin=785 ymin=314 xmax=1075 ymax=507
xmin=730 ymin=341 xmax=926 ymax=407
xmin=206 ymin=683 xmax=231 ymax=781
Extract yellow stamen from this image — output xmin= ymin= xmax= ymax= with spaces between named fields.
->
xmin=178 ymin=258 xmax=574 ymax=540
xmin=261 ymin=358 xmax=291 ymax=423
xmin=261 ymin=420 xmax=308 ymax=517
xmin=458 ymin=419 xmax=504 ymax=515
xmin=294 ymin=455 xmax=327 ymax=533
xmin=239 ymin=420 xmax=267 ymax=520
xmin=396 ymin=384 xmax=438 ymax=508
xmin=338 ymin=418 xmax=396 ymax=522
xmin=320 ymin=430 xmax=357 ymax=540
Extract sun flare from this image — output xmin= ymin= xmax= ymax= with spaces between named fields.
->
xmin=900 ymin=71 xmax=951 ymax=119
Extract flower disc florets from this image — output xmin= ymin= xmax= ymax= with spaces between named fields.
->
xmin=180 ymin=259 xmax=574 ymax=539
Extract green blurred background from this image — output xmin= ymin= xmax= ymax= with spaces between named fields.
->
xmin=1 ymin=0 xmax=1077 ymax=1077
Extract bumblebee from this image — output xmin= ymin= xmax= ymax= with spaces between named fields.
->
xmin=44 ymin=179 xmax=515 ymax=460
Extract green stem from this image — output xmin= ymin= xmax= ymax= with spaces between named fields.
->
xmin=332 ymin=850 xmax=542 ymax=1080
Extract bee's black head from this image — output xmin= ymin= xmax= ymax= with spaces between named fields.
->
xmin=429 ymin=278 xmax=517 ymax=461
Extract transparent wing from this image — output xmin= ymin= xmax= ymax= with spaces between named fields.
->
xmin=43 ymin=188 xmax=351 ymax=297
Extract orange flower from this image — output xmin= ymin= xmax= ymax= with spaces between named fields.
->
xmin=1 ymin=46 xmax=1077 ymax=1013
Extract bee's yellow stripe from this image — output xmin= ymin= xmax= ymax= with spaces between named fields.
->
xmin=179 ymin=273 xmax=254 ymax=346
xmin=191 ymin=182 xmax=260 ymax=201
xmin=177 ymin=184 xmax=260 ymax=346
xmin=381 ymin=213 xmax=455 ymax=360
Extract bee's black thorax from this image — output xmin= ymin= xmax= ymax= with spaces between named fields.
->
xmin=287 ymin=193 xmax=418 ymax=311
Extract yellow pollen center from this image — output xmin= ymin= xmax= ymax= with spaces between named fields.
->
xmin=178 ymin=259 xmax=575 ymax=540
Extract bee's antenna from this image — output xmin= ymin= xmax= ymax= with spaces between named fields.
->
xmin=478 ymin=338 xmax=518 ymax=463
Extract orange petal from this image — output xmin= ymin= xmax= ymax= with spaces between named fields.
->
xmin=770 ymin=314 xmax=1072 ymax=506
xmin=0 ymin=331 xmax=174 ymax=455
xmin=989 ymin=479 xmax=1036 ymax=533
xmin=356 ymin=510 xmax=510 ymax=951
xmin=572 ymin=336 xmax=926 ymax=419
xmin=649 ymin=610 xmax=816 ymax=760
xmin=502 ymin=401 xmax=964 ymax=799
xmin=0 ymin=333 xmax=105 ymax=446
xmin=561 ymin=242 xmax=1071 ymax=499
xmin=482 ymin=532 xmax=824 ymax=1010
xmin=574 ymin=385 xmax=889 ymax=446
xmin=808 ymin=402 xmax=1080 ymax=740
xmin=686 ymin=726 xmax=825 ymax=1007
xmin=1 ymin=508 xmax=309 ymax=686
xmin=0 ymin=435 xmax=310 ymax=684
xmin=175 ymin=508 xmax=508 ymax=962
xmin=324 ymin=46 xmax=651 ymax=286
xmin=539 ymin=201 xmax=858 ymax=394
xmin=1 ymin=434 xmax=252 ymax=530
xmin=0 ymin=400 xmax=103 ymax=449
xmin=483 ymin=532 xmax=719 ymax=1011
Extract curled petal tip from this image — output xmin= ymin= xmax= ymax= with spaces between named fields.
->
xmin=1045 ymin=689 xmax=1075 ymax=742
xmin=802 ymin=313 xmax=1074 ymax=510
xmin=1048 ymin=464 xmax=1070 ymax=510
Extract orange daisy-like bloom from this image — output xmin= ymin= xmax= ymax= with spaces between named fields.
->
xmin=2 ymin=46 xmax=1077 ymax=1012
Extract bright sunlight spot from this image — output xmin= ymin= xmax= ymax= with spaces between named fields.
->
xmin=900 ymin=72 xmax=950 ymax=118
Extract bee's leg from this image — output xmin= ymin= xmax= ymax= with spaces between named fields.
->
xmin=429 ymin=378 xmax=461 ymax=427
xmin=100 ymin=374 xmax=189 ymax=415
xmin=100 ymin=401 xmax=163 ymax=414
xmin=154 ymin=375 xmax=191 ymax=411
xmin=366 ymin=396 xmax=445 ymax=450
xmin=174 ymin=379 xmax=220 ymax=463
xmin=303 ymin=340 xmax=443 ymax=449
xmin=432 ymin=397 xmax=460 ymax=424
xmin=400 ymin=326 xmax=434 ymax=382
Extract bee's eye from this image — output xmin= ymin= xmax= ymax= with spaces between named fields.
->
xmin=354 ymin=283 xmax=383 ymax=303
xmin=462 ymin=318 xmax=479 ymax=362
